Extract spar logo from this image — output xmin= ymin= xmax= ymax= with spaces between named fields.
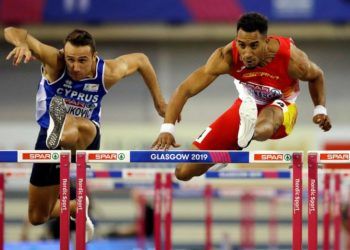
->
xmin=89 ymin=153 xmax=126 ymax=161
xmin=118 ymin=153 xmax=125 ymax=160
xmin=22 ymin=152 xmax=59 ymax=160
xmin=284 ymin=154 xmax=292 ymax=161
xmin=254 ymin=153 xmax=290 ymax=161
xmin=320 ymin=153 xmax=349 ymax=161
xmin=52 ymin=153 xmax=59 ymax=160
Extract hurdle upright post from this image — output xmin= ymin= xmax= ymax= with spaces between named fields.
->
xmin=154 ymin=172 xmax=162 ymax=250
xmin=60 ymin=152 xmax=71 ymax=250
xmin=323 ymin=173 xmax=331 ymax=250
xmin=76 ymin=153 xmax=87 ymax=250
xmin=240 ymin=192 xmax=255 ymax=249
xmin=292 ymin=153 xmax=303 ymax=250
xmin=308 ymin=153 xmax=318 ymax=250
xmin=204 ymin=184 xmax=213 ymax=250
xmin=136 ymin=193 xmax=146 ymax=250
xmin=0 ymin=174 xmax=4 ymax=250
xmin=164 ymin=173 xmax=173 ymax=250
xmin=268 ymin=196 xmax=278 ymax=250
xmin=333 ymin=173 xmax=341 ymax=250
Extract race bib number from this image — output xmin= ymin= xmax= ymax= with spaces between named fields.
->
xmin=65 ymin=99 xmax=96 ymax=119
xmin=240 ymin=81 xmax=282 ymax=102
xmin=195 ymin=127 xmax=212 ymax=143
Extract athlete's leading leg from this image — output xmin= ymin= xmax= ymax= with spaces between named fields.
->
xmin=46 ymin=96 xmax=97 ymax=150
xmin=238 ymin=97 xmax=284 ymax=148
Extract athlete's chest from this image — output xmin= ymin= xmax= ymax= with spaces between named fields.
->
xmin=232 ymin=62 xmax=292 ymax=102
xmin=233 ymin=60 xmax=287 ymax=87
xmin=47 ymin=78 xmax=103 ymax=103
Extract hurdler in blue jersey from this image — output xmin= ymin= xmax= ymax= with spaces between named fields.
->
xmin=4 ymin=27 xmax=167 ymax=242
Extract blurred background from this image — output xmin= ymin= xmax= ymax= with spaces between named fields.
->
xmin=1 ymin=0 xmax=350 ymax=249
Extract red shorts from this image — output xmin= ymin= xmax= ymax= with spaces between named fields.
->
xmin=193 ymin=98 xmax=298 ymax=150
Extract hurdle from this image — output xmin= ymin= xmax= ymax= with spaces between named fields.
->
xmin=77 ymin=150 xmax=303 ymax=250
xmin=79 ymin=170 xmax=299 ymax=249
xmin=308 ymin=150 xmax=350 ymax=250
xmin=0 ymin=150 xmax=302 ymax=250
xmin=0 ymin=150 xmax=72 ymax=250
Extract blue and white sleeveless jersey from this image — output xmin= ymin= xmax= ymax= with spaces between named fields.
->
xmin=36 ymin=57 xmax=108 ymax=128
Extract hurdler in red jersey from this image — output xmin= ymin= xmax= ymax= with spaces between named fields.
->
xmin=153 ymin=12 xmax=331 ymax=182
xmin=194 ymin=35 xmax=299 ymax=150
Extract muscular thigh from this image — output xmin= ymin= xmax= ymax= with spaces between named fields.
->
xmin=260 ymin=100 xmax=298 ymax=139
xmin=257 ymin=105 xmax=284 ymax=132
xmin=76 ymin=118 xmax=98 ymax=149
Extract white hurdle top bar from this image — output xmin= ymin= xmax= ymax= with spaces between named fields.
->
xmin=2 ymin=150 xmax=348 ymax=164
xmin=309 ymin=150 xmax=350 ymax=164
xmin=0 ymin=150 xmax=70 ymax=163
xmin=78 ymin=150 xmax=298 ymax=163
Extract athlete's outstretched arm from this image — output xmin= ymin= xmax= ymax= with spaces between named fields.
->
xmin=4 ymin=27 xmax=61 ymax=71
xmin=104 ymin=53 xmax=166 ymax=117
xmin=153 ymin=44 xmax=233 ymax=150
xmin=288 ymin=44 xmax=331 ymax=131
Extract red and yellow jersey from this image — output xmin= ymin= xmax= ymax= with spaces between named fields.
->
xmin=230 ymin=36 xmax=300 ymax=105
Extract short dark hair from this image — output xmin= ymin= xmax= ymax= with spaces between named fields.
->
xmin=236 ymin=12 xmax=268 ymax=35
xmin=64 ymin=29 xmax=96 ymax=53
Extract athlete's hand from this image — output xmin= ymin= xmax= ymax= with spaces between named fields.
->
xmin=152 ymin=133 xmax=181 ymax=150
xmin=6 ymin=45 xmax=32 ymax=65
xmin=313 ymin=114 xmax=332 ymax=131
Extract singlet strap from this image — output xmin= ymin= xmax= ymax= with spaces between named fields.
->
xmin=95 ymin=57 xmax=104 ymax=83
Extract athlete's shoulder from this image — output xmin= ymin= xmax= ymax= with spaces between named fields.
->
xmin=102 ymin=56 xmax=132 ymax=88
xmin=222 ymin=42 xmax=233 ymax=58
xmin=42 ymin=51 xmax=65 ymax=82
xmin=102 ymin=58 xmax=118 ymax=74
xmin=205 ymin=43 xmax=233 ymax=75
xmin=266 ymin=37 xmax=280 ymax=54
xmin=269 ymin=35 xmax=294 ymax=61
xmin=208 ymin=43 xmax=232 ymax=62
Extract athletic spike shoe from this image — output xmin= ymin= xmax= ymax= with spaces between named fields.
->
xmin=70 ymin=196 xmax=95 ymax=243
xmin=85 ymin=196 xmax=95 ymax=242
xmin=46 ymin=96 xmax=67 ymax=149
xmin=238 ymin=95 xmax=257 ymax=148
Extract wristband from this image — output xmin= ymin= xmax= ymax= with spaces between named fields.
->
xmin=160 ymin=123 xmax=175 ymax=135
xmin=313 ymin=105 xmax=327 ymax=116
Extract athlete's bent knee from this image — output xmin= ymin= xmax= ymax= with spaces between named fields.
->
xmin=254 ymin=119 xmax=275 ymax=141
xmin=28 ymin=211 xmax=50 ymax=226
xmin=175 ymin=166 xmax=192 ymax=181
xmin=60 ymin=129 xmax=79 ymax=148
